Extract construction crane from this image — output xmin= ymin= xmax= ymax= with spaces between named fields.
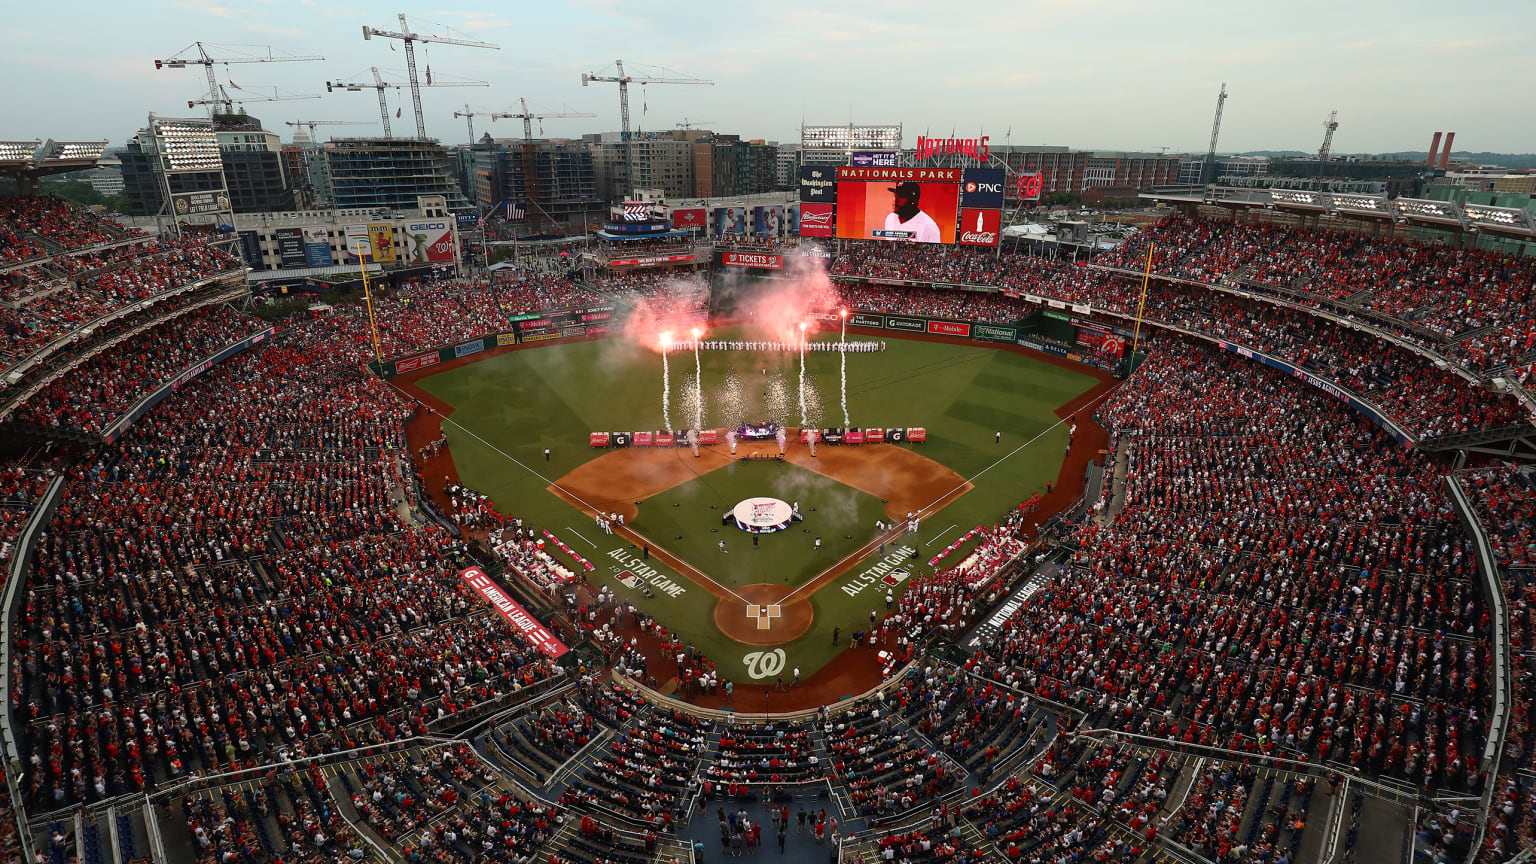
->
xmin=156 ymin=42 xmax=324 ymax=117
xmin=188 ymin=85 xmax=320 ymax=113
xmin=675 ymin=117 xmax=713 ymax=131
xmin=361 ymin=14 xmax=499 ymax=139
xmin=1202 ymin=82 xmax=1227 ymax=185
xmin=490 ymin=99 xmax=596 ymax=143
xmin=285 ymin=120 xmax=374 ymax=142
xmin=580 ymin=60 xmax=713 ymax=194
xmin=1318 ymin=110 xmax=1340 ymax=162
xmin=487 ymin=99 xmax=596 ymax=231
xmin=453 ymin=104 xmax=494 ymax=144
xmin=327 ymin=67 xmax=486 ymax=138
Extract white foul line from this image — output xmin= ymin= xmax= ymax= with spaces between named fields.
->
xmin=929 ymin=524 xmax=959 ymax=545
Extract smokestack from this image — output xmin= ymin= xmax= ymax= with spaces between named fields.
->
xmin=1439 ymin=132 xmax=1455 ymax=169
xmin=1426 ymin=132 xmax=1442 ymax=166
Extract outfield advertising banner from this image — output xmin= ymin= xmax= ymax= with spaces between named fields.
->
xmin=236 ymin=230 xmax=264 ymax=270
xmin=721 ymin=252 xmax=784 ymax=270
xmin=798 ymin=203 xmax=835 ymax=238
xmin=884 ymin=316 xmax=926 ymax=333
xmin=799 ymin=165 xmax=836 ymax=202
xmin=850 ymin=313 xmax=884 ymax=328
xmin=960 ymin=169 xmax=1006 ymax=209
xmin=394 ymin=352 xmax=440 ymax=373
xmin=496 ymin=333 xmax=517 ymax=346
xmin=302 ymin=226 xmax=333 ymax=266
xmin=972 ymin=324 xmax=1018 ymax=343
xmin=274 ymin=228 xmax=306 ymax=268
xmin=459 ymin=566 xmax=569 ymax=659
xmin=957 ymin=209 xmax=1001 ymax=247
xmin=369 ymin=224 xmax=397 ymax=262
xmin=672 ymin=207 xmax=706 ymax=230
xmin=454 ymin=339 xmax=485 ymax=358
xmin=403 ymin=221 xmax=453 ymax=264
xmin=343 ymin=224 xmax=372 ymax=263
xmin=609 ymin=254 xmax=694 ymax=268
xmin=928 ymin=320 xmax=971 ymax=337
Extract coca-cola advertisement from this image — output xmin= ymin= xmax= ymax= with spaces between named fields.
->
xmin=798 ymin=203 xmax=835 ymax=238
xmin=957 ymin=208 xmax=1001 ymax=247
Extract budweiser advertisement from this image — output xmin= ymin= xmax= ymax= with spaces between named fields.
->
xmin=459 ymin=566 xmax=570 ymax=659
xmin=798 ymin=203 xmax=835 ymax=238
xmin=957 ymin=209 xmax=1001 ymax=247
xmin=722 ymin=251 xmax=783 ymax=270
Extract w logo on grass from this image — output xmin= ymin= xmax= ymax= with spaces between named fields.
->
xmin=742 ymin=649 xmax=786 ymax=680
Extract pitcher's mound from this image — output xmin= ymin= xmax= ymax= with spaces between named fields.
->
xmin=714 ymin=583 xmax=813 ymax=646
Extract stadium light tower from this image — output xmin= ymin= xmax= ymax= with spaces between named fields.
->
xmin=362 ymin=14 xmax=499 ymax=139
xmin=155 ymin=42 xmax=324 ymax=118
xmin=580 ymin=61 xmax=713 ymax=196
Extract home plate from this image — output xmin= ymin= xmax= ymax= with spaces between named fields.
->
xmin=748 ymin=603 xmax=782 ymax=630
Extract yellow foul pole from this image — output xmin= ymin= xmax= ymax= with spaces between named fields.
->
xmin=1130 ymin=242 xmax=1155 ymax=357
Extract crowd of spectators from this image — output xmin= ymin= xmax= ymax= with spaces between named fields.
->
xmin=593 ymin=272 xmax=708 ymax=315
xmin=12 ymin=312 xmax=568 ymax=812
xmin=1096 ymin=215 xmax=1536 ymax=371
xmin=12 ymin=303 xmax=267 ymax=434
xmin=1 ymin=229 xmax=240 ymax=375
xmin=824 ymin=239 xmax=1533 ymax=438
xmin=965 ymin=336 xmax=1492 ymax=798
xmin=0 ymin=195 xmax=142 ymax=263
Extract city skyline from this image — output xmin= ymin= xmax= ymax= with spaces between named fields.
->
xmin=4 ymin=0 xmax=1534 ymax=156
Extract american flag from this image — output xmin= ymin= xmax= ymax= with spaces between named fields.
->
xmin=505 ymin=201 xmax=525 ymax=221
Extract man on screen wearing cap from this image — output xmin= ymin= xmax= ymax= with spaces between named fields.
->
xmin=883 ymin=181 xmax=942 ymax=243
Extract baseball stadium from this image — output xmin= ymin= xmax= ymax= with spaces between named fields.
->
xmin=3 ymin=16 xmax=1536 ymax=864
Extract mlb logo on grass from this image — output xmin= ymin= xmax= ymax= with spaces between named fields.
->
xmin=881 ymin=568 xmax=911 ymax=587
xmin=617 ymin=571 xmax=643 ymax=589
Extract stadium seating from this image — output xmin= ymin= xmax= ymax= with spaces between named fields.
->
xmin=3 ymin=224 xmax=1533 ymax=863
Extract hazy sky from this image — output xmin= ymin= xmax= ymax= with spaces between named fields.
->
xmin=4 ymin=0 xmax=1533 ymax=154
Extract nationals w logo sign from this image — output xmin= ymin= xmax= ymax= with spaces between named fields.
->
xmin=742 ymin=649 xmax=787 ymax=680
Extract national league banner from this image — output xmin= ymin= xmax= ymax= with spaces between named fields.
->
xmin=458 ymin=566 xmax=570 ymax=658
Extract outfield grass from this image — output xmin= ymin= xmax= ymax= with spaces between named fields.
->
xmin=415 ymin=325 xmax=1097 ymax=683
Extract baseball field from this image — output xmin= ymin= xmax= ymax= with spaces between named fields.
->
xmin=404 ymin=324 xmax=1100 ymax=685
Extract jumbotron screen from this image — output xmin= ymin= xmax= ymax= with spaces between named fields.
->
xmin=836 ymin=179 xmax=959 ymax=244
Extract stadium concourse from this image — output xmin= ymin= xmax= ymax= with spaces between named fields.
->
xmin=0 ymin=194 xmax=1533 ymax=864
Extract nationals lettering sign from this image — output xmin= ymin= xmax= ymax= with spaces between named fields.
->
xmin=957 ymin=209 xmax=1002 ymax=247
xmin=916 ymin=135 xmax=990 ymax=161
xmin=722 ymin=252 xmax=784 ymax=270
xmin=798 ymin=203 xmax=835 ymax=238
xmin=459 ymin=566 xmax=569 ymax=659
